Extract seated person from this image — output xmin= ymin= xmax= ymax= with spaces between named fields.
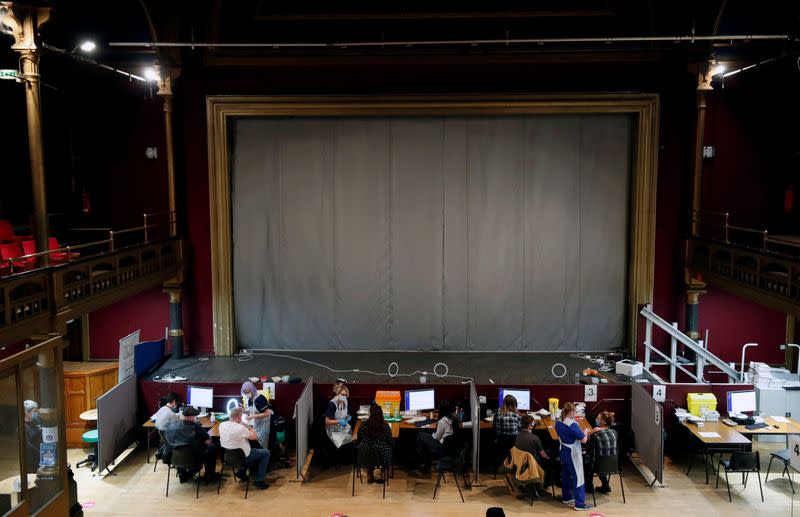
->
xmin=355 ymin=404 xmax=393 ymax=483
xmin=164 ymin=406 xmax=220 ymax=483
xmin=153 ymin=392 xmax=181 ymax=431
xmin=416 ymin=400 xmax=458 ymax=473
xmin=515 ymin=415 xmax=548 ymax=463
xmin=494 ymin=394 xmax=522 ymax=465
xmin=219 ymin=407 xmax=270 ymax=490
xmin=585 ymin=411 xmax=618 ymax=494
xmin=24 ymin=400 xmax=42 ymax=473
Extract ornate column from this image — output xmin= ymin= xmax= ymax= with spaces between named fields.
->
xmin=165 ymin=288 xmax=184 ymax=359
xmin=2 ymin=3 xmax=51 ymax=262
xmin=684 ymin=270 xmax=707 ymax=360
xmin=691 ymin=62 xmax=713 ymax=236
xmin=156 ymin=66 xmax=180 ymax=237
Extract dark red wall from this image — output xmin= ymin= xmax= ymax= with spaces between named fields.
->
xmin=88 ymin=287 xmax=170 ymax=359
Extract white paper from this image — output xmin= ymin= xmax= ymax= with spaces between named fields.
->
xmin=699 ymin=432 xmax=720 ymax=438
xmin=655 ymin=406 xmax=661 ymax=426
xmin=262 ymin=382 xmax=276 ymax=400
xmin=772 ymin=416 xmax=790 ymax=423
xmin=584 ymin=384 xmax=597 ymax=402
xmin=652 ymin=385 xmax=666 ymax=403
xmin=41 ymin=426 xmax=58 ymax=443
xmin=118 ymin=329 xmax=141 ymax=383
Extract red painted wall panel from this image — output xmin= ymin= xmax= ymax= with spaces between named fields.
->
xmin=88 ymin=288 xmax=170 ymax=359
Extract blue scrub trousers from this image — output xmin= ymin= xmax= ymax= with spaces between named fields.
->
xmin=560 ymin=457 xmax=585 ymax=506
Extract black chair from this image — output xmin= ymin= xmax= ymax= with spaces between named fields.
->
xmin=589 ymin=454 xmax=626 ymax=506
xmin=493 ymin=434 xmax=516 ymax=479
xmin=218 ymin=448 xmax=251 ymax=499
xmin=153 ymin=431 xmax=168 ymax=473
xmin=765 ymin=449 xmax=794 ymax=494
xmin=352 ymin=447 xmax=388 ymax=499
xmin=166 ymin=447 xmax=204 ymax=498
xmin=433 ymin=442 xmax=470 ymax=503
xmin=715 ymin=451 xmax=763 ymax=502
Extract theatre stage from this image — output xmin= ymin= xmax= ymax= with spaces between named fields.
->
xmin=145 ymin=351 xmax=659 ymax=385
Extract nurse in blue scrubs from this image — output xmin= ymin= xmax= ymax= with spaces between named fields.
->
xmin=555 ymin=402 xmax=593 ymax=511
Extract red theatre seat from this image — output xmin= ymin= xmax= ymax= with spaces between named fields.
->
xmin=0 ymin=243 xmax=36 ymax=272
xmin=0 ymin=220 xmax=32 ymax=244
xmin=48 ymin=237 xmax=80 ymax=262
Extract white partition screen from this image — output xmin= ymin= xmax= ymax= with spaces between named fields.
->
xmin=294 ymin=377 xmax=313 ymax=481
xmin=232 ymin=115 xmax=632 ymax=351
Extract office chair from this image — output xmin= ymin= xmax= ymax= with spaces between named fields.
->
xmin=166 ymin=447 xmax=203 ymax=498
xmin=765 ymin=449 xmax=794 ymax=494
xmin=589 ymin=453 xmax=626 ymax=506
xmin=218 ymin=448 xmax=250 ymax=499
xmin=352 ymin=447 xmax=388 ymax=499
xmin=433 ymin=442 xmax=470 ymax=503
xmin=715 ymin=451 xmax=763 ymax=502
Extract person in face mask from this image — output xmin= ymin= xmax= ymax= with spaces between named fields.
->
xmin=24 ymin=400 xmax=42 ymax=473
xmin=323 ymin=382 xmax=353 ymax=448
xmin=241 ymin=381 xmax=272 ymax=452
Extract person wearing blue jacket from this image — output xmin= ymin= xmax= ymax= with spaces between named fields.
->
xmin=555 ymin=402 xmax=593 ymax=511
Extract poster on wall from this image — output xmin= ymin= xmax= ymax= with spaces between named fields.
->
xmin=118 ymin=330 xmax=141 ymax=382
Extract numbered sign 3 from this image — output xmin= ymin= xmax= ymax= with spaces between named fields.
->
xmin=584 ymin=384 xmax=598 ymax=403
xmin=653 ymin=385 xmax=666 ymax=403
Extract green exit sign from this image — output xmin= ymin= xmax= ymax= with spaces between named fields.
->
xmin=0 ymin=69 xmax=19 ymax=80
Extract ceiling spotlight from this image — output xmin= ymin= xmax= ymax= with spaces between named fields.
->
xmin=143 ymin=66 xmax=159 ymax=82
xmin=712 ymin=63 xmax=727 ymax=76
xmin=78 ymin=40 xmax=96 ymax=52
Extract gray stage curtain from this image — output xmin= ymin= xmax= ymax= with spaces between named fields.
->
xmin=231 ymin=115 xmax=632 ymax=351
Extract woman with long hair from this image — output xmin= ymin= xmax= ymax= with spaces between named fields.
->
xmin=415 ymin=400 xmax=458 ymax=473
xmin=355 ymin=404 xmax=393 ymax=482
xmin=586 ymin=411 xmax=618 ymax=494
xmin=323 ymin=382 xmax=353 ymax=448
xmin=555 ymin=402 xmax=593 ymax=511
xmin=494 ymin=394 xmax=522 ymax=440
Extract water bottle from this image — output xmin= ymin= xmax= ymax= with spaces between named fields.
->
xmin=210 ymin=412 xmax=216 ymax=424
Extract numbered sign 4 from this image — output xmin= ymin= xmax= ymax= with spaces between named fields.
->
xmin=790 ymin=435 xmax=800 ymax=472
xmin=653 ymin=385 xmax=666 ymax=403
xmin=584 ymin=384 xmax=598 ymax=402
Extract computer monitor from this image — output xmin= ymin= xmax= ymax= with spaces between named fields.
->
xmin=499 ymin=388 xmax=531 ymax=411
xmin=188 ymin=385 xmax=214 ymax=417
xmin=727 ymin=390 xmax=757 ymax=415
xmin=405 ymin=389 xmax=435 ymax=412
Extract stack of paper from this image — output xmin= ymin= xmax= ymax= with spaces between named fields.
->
xmin=748 ymin=362 xmax=787 ymax=388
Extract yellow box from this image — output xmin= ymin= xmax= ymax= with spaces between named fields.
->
xmin=375 ymin=391 xmax=401 ymax=417
xmin=687 ymin=392 xmax=717 ymax=417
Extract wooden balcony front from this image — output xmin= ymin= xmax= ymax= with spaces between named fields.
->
xmin=686 ymin=237 xmax=800 ymax=317
xmin=0 ymin=239 xmax=181 ymax=343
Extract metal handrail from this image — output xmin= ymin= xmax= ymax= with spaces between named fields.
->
xmin=3 ymin=210 xmax=176 ymax=274
xmin=691 ymin=209 xmax=800 ymax=255
xmin=640 ymin=304 xmax=740 ymax=383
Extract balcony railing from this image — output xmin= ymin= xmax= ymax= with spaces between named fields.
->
xmin=0 ymin=213 xmax=180 ymax=342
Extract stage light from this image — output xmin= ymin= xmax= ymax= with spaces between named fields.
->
xmin=143 ymin=66 xmax=160 ymax=82
xmin=78 ymin=40 xmax=96 ymax=52
xmin=711 ymin=63 xmax=726 ymax=76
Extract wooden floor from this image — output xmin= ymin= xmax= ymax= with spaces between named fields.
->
xmin=69 ymin=441 xmax=798 ymax=516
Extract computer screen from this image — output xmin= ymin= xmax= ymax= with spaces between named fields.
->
xmin=188 ymin=385 xmax=214 ymax=409
xmin=727 ymin=390 xmax=756 ymax=414
xmin=405 ymin=389 xmax=435 ymax=411
xmin=499 ymin=388 xmax=531 ymax=411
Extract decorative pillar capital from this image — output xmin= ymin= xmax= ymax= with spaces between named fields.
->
xmin=1 ymin=3 xmax=49 ymax=51
xmin=164 ymin=287 xmax=183 ymax=304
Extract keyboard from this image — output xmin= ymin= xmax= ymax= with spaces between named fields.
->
xmin=721 ymin=418 xmax=737 ymax=427
xmin=414 ymin=418 xmax=435 ymax=427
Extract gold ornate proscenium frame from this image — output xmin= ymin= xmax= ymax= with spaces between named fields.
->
xmin=206 ymin=94 xmax=660 ymax=357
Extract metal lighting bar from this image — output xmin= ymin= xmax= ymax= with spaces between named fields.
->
xmin=108 ymin=33 xmax=792 ymax=50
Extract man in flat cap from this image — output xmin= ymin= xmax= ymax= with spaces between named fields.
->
xmin=164 ymin=406 xmax=220 ymax=483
